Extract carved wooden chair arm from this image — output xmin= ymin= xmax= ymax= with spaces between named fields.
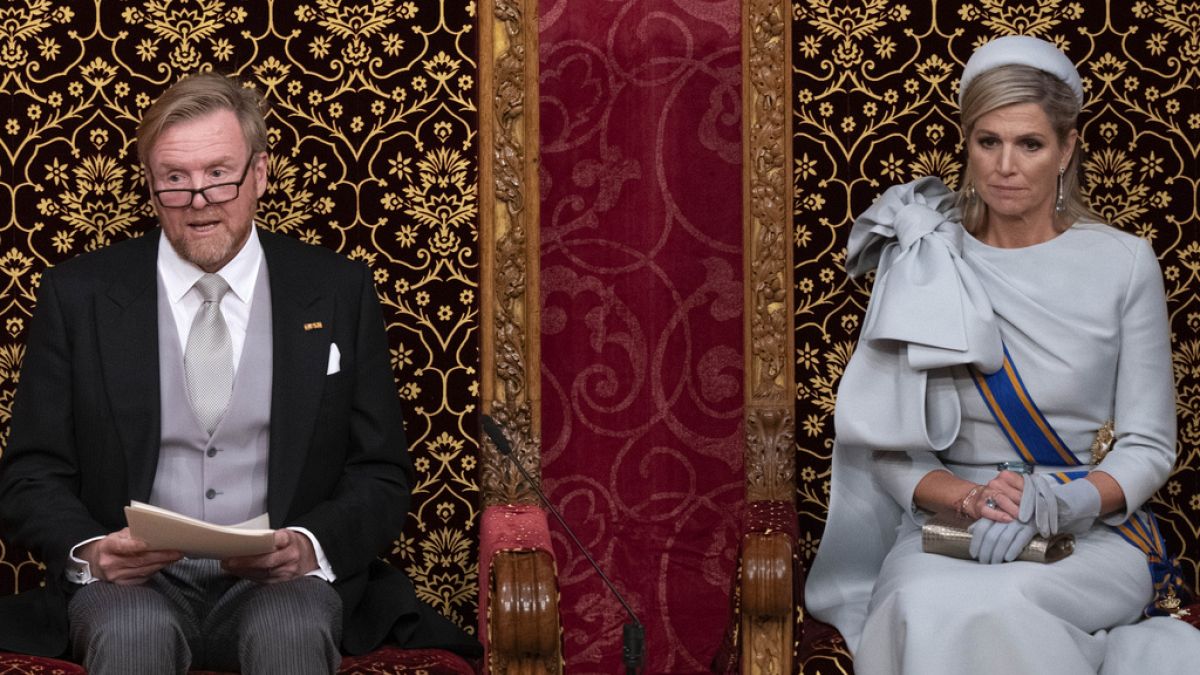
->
xmin=740 ymin=530 xmax=794 ymax=620
xmin=489 ymin=549 xmax=560 ymax=663
xmin=479 ymin=504 xmax=562 ymax=674
xmin=731 ymin=500 xmax=798 ymax=675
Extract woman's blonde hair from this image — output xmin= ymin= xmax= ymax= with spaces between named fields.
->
xmin=956 ymin=64 xmax=1098 ymax=232
xmin=136 ymin=72 xmax=268 ymax=167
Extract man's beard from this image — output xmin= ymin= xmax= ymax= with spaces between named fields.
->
xmin=166 ymin=222 xmax=245 ymax=272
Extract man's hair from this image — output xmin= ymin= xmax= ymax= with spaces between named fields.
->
xmin=957 ymin=64 xmax=1097 ymax=232
xmin=136 ymin=72 xmax=269 ymax=167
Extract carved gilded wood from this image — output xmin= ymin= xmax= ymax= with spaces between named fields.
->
xmin=479 ymin=3 xmax=562 ymax=673
xmin=479 ymin=0 xmax=542 ymax=507
xmin=742 ymin=0 xmax=795 ymax=672
xmin=744 ymin=0 xmax=796 ymax=505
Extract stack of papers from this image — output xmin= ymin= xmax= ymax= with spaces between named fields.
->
xmin=125 ymin=501 xmax=276 ymax=558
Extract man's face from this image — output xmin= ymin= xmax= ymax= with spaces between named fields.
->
xmin=146 ymin=108 xmax=266 ymax=272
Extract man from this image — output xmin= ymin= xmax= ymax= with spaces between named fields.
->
xmin=0 ymin=73 xmax=478 ymax=673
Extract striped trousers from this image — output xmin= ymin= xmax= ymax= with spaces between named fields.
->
xmin=67 ymin=558 xmax=342 ymax=675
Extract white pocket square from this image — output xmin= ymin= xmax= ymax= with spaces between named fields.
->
xmin=326 ymin=343 xmax=341 ymax=375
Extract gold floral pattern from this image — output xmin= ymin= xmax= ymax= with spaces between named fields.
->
xmin=0 ymin=0 xmax=480 ymax=632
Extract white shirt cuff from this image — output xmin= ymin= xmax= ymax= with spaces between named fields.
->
xmin=287 ymin=526 xmax=337 ymax=582
xmin=67 ymin=536 xmax=105 ymax=585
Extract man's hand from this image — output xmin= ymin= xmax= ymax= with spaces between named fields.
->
xmin=221 ymin=529 xmax=318 ymax=584
xmin=79 ymin=528 xmax=183 ymax=585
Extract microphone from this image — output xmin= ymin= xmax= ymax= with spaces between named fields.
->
xmin=481 ymin=414 xmax=645 ymax=674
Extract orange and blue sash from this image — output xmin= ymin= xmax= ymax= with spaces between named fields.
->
xmin=970 ymin=344 xmax=1078 ymax=468
xmin=972 ymin=345 xmax=1187 ymax=617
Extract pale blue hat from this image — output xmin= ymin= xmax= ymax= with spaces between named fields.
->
xmin=959 ymin=35 xmax=1083 ymax=105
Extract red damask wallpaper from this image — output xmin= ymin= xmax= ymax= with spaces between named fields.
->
xmin=538 ymin=0 xmax=745 ymax=671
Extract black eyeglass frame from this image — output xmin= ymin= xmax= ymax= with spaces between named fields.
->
xmin=151 ymin=156 xmax=257 ymax=209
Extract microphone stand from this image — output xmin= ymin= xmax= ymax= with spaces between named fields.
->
xmin=481 ymin=414 xmax=645 ymax=674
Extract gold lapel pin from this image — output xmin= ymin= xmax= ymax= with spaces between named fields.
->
xmin=304 ymin=321 xmax=324 ymax=331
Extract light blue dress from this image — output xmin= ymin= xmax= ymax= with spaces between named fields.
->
xmin=805 ymin=178 xmax=1200 ymax=674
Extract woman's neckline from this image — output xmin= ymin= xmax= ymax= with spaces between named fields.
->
xmin=965 ymin=222 xmax=1076 ymax=252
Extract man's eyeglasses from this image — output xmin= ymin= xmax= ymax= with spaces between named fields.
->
xmin=152 ymin=156 xmax=255 ymax=209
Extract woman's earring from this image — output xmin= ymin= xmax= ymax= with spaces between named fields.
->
xmin=967 ymin=183 xmax=977 ymax=202
xmin=1055 ymin=167 xmax=1065 ymax=214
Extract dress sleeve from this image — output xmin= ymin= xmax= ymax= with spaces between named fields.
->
xmin=1098 ymin=237 xmax=1176 ymax=523
xmin=870 ymin=449 xmax=948 ymax=512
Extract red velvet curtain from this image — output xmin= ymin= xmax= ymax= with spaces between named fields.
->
xmin=538 ymin=1 xmax=745 ymax=671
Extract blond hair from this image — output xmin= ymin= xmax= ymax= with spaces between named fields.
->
xmin=136 ymin=72 xmax=268 ymax=167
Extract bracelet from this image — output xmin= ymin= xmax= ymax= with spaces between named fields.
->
xmin=957 ymin=484 xmax=983 ymax=519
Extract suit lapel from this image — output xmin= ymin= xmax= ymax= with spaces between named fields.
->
xmin=96 ymin=233 xmax=162 ymax=502
xmin=261 ymin=232 xmax=335 ymax=523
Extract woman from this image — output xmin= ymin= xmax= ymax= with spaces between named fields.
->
xmin=804 ymin=35 xmax=1200 ymax=674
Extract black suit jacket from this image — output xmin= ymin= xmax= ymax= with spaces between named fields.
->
xmin=0 ymin=229 xmax=478 ymax=657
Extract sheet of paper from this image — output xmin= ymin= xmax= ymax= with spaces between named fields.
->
xmin=125 ymin=501 xmax=276 ymax=559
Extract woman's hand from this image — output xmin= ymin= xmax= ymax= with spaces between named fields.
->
xmin=975 ymin=470 xmax=1025 ymax=521
xmin=914 ymin=469 xmax=1025 ymax=521
xmin=1019 ymin=473 xmax=1103 ymax=536
xmin=969 ymin=518 xmax=1038 ymax=563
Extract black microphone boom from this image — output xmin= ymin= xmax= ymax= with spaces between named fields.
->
xmin=480 ymin=414 xmax=645 ymax=674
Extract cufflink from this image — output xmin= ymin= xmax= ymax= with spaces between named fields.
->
xmin=65 ymin=558 xmax=94 ymax=585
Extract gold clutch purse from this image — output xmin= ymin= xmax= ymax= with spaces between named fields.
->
xmin=921 ymin=512 xmax=1076 ymax=563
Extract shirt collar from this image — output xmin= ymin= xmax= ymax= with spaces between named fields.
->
xmin=157 ymin=225 xmax=264 ymax=304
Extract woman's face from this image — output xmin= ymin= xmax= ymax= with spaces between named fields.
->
xmin=967 ymin=102 xmax=1077 ymax=230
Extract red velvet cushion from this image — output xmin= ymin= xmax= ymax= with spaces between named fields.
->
xmin=1172 ymin=601 xmax=1200 ymax=631
xmin=0 ymin=652 xmax=86 ymax=674
xmin=336 ymin=646 xmax=476 ymax=674
xmin=1 ymin=647 xmax=476 ymax=675
xmin=746 ymin=499 xmax=799 ymax=539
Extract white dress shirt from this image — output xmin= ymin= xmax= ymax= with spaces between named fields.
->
xmin=68 ymin=227 xmax=335 ymax=584
xmin=157 ymin=225 xmax=263 ymax=372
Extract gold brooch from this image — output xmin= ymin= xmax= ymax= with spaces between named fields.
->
xmin=1089 ymin=419 xmax=1114 ymax=465
xmin=304 ymin=321 xmax=324 ymax=331
xmin=1156 ymin=586 xmax=1183 ymax=615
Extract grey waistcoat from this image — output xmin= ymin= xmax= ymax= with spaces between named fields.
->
xmin=150 ymin=263 xmax=273 ymax=526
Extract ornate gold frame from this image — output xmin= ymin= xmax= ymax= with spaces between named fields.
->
xmin=479 ymin=2 xmax=561 ymax=673
xmin=479 ymin=0 xmax=543 ymax=507
xmin=741 ymin=0 xmax=795 ymax=673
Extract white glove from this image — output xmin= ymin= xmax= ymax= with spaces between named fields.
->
xmin=1020 ymin=474 xmax=1101 ymax=536
xmin=969 ymin=518 xmax=1039 ymax=564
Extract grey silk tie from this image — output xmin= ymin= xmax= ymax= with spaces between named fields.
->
xmin=185 ymin=273 xmax=233 ymax=435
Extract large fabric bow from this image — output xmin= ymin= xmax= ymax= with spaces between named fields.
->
xmin=834 ymin=176 xmax=1003 ymax=452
